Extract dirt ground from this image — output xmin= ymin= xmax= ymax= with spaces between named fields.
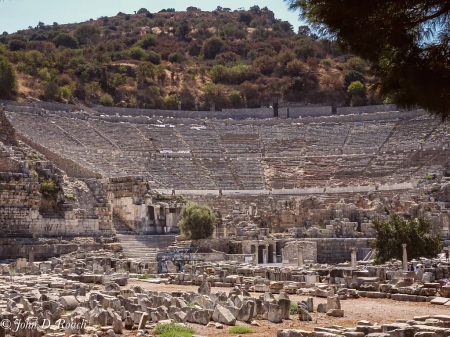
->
xmin=122 ymin=280 xmax=450 ymax=337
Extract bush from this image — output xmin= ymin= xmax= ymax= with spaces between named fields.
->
xmin=290 ymin=302 xmax=298 ymax=314
xmin=203 ymin=36 xmax=224 ymax=59
xmin=147 ymin=51 xmax=161 ymax=64
xmin=286 ymin=59 xmax=306 ymax=76
xmin=53 ymin=33 xmax=79 ymax=49
xmin=8 ymin=39 xmax=27 ymax=51
xmin=229 ymin=326 xmax=253 ymax=334
xmin=239 ymin=13 xmax=253 ymax=25
xmin=178 ymin=203 xmax=216 ymax=240
xmin=0 ymin=43 xmax=6 ymax=54
xmin=168 ymin=52 xmax=184 ymax=63
xmin=228 ymin=90 xmax=242 ymax=107
xmin=320 ymin=58 xmax=335 ymax=68
xmin=347 ymin=81 xmax=366 ymax=96
xmin=0 ymin=56 xmax=16 ymax=94
xmin=138 ymin=33 xmax=157 ymax=49
xmin=128 ymin=46 xmax=148 ymax=60
xmin=371 ymin=215 xmax=443 ymax=264
xmin=253 ymin=55 xmax=277 ymax=75
xmin=164 ymin=94 xmax=181 ymax=110
xmin=44 ymin=81 xmax=60 ymax=100
xmin=74 ymin=24 xmax=99 ymax=44
xmin=40 ymin=178 xmax=57 ymax=196
xmin=154 ymin=323 xmax=194 ymax=337
xmin=294 ymin=43 xmax=316 ymax=61
xmin=344 ymin=70 xmax=366 ymax=88
xmin=100 ymin=93 xmax=114 ymax=106
xmin=347 ymin=57 xmax=366 ymax=73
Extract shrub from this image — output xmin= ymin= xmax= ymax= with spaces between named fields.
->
xmin=40 ymin=178 xmax=57 ymax=196
xmin=137 ymin=33 xmax=157 ymax=49
xmin=425 ymin=175 xmax=433 ymax=180
xmin=344 ymin=70 xmax=366 ymax=88
xmin=128 ymin=46 xmax=148 ymax=60
xmin=294 ymin=43 xmax=316 ymax=61
xmin=137 ymin=274 xmax=153 ymax=279
xmin=168 ymin=52 xmax=184 ymax=63
xmin=65 ymin=195 xmax=76 ymax=201
xmin=228 ymin=90 xmax=242 ymax=107
xmin=203 ymin=37 xmax=224 ymax=59
xmin=164 ymin=94 xmax=181 ymax=110
xmin=178 ymin=203 xmax=216 ymax=240
xmin=0 ymin=43 xmax=6 ymax=54
xmin=253 ymin=55 xmax=277 ymax=75
xmin=53 ymin=33 xmax=79 ymax=49
xmin=320 ymin=58 xmax=335 ymax=67
xmin=154 ymin=323 xmax=194 ymax=337
xmin=147 ymin=51 xmax=161 ymax=64
xmin=347 ymin=81 xmax=366 ymax=96
xmin=290 ymin=302 xmax=298 ymax=314
xmin=286 ymin=59 xmax=306 ymax=76
xmin=60 ymin=84 xmax=73 ymax=99
xmin=188 ymin=42 xmax=201 ymax=57
xmin=239 ymin=13 xmax=253 ymax=25
xmin=186 ymin=301 xmax=195 ymax=307
xmin=229 ymin=326 xmax=253 ymax=334
xmin=0 ymin=56 xmax=16 ymax=94
xmin=8 ymin=39 xmax=27 ymax=51
xmin=74 ymin=24 xmax=99 ymax=44
xmin=347 ymin=57 xmax=366 ymax=73
xmin=44 ymin=81 xmax=60 ymax=100
xmin=38 ymin=68 xmax=51 ymax=81
xmin=100 ymin=93 xmax=114 ymax=106
xmin=107 ymin=73 xmax=127 ymax=89
xmin=371 ymin=215 xmax=443 ymax=264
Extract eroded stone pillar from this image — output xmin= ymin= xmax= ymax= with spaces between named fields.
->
xmin=297 ymin=246 xmax=304 ymax=267
xmin=402 ymin=244 xmax=408 ymax=271
xmin=351 ymin=248 xmax=357 ymax=269
xmin=264 ymin=244 xmax=269 ymax=264
xmin=272 ymin=244 xmax=277 ymax=264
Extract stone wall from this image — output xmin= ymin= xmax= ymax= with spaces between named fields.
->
xmin=336 ymin=104 xmax=398 ymax=115
xmin=0 ymin=242 xmax=104 ymax=260
xmin=190 ymin=238 xmax=231 ymax=253
xmin=282 ymin=240 xmax=318 ymax=264
xmin=301 ymin=238 xmax=372 ymax=263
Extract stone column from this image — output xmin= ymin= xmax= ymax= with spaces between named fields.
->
xmin=402 ymin=244 xmax=408 ymax=271
xmin=351 ymin=248 xmax=357 ymax=269
xmin=264 ymin=244 xmax=269 ymax=264
xmin=297 ymin=246 xmax=304 ymax=267
xmin=256 ymin=243 xmax=259 ymax=264
xmin=29 ymin=248 xmax=34 ymax=264
xmin=272 ymin=244 xmax=277 ymax=264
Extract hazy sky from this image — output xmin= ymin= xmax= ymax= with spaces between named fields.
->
xmin=0 ymin=0 xmax=303 ymax=34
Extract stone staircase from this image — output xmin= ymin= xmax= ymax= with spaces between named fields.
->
xmin=113 ymin=214 xmax=135 ymax=234
xmin=117 ymin=235 xmax=176 ymax=259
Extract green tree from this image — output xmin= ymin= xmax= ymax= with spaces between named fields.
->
xmin=285 ymin=0 xmax=450 ymax=119
xmin=0 ymin=56 xmax=16 ymax=95
xmin=74 ymin=24 xmax=99 ymax=44
xmin=178 ymin=203 xmax=216 ymax=240
xmin=202 ymin=37 xmax=224 ymax=59
xmin=53 ymin=33 xmax=79 ymax=49
xmin=228 ymin=90 xmax=242 ymax=108
xmin=164 ymin=94 xmax=181 ymax=110
xmin=137 ymin=34 xmax=157 ymax=49
xmin=371 ymin=215 xmax=442 ymax=264
xmin=44 ymin=81 xmax=60 ymax=100
xmin=347 ymin=81 xmax=365 ymax=96
xmin=100 ymin=93 xmax=114 ymax=106
xmin=344 ymin=70 xmax=365 ymax=89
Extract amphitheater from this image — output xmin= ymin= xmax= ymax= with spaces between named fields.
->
xmin=0 ymin=100 xmax=450 ymax=263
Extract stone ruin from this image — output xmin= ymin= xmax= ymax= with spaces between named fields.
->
xmin=0 ymin=101 xmax=450 ymax=335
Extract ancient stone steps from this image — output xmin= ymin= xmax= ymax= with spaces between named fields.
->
xmin=117 ymin=235 xmax=176 ymax=259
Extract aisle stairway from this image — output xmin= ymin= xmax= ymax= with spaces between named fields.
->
xmin=117 ymin=235 xmax=176 ymax=259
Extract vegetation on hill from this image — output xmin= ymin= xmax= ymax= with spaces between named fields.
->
xmin=0 ymin=6 xmax=384 ymax=110
xmin=371 ymin=215 xmax=442 ymax=264
xmin=287 ymin=0 xmax=450 ymax=120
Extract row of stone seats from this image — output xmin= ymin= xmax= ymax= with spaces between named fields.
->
xmin=229 ymin=158 xmax=266 ymax=190
xmin=342 ymin=121 xmax=395 ymax=154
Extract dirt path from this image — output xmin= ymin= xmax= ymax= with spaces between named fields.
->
xmin=124 ymin=280 xmax=450 ymax=337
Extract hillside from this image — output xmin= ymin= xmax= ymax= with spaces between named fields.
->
xmin=0 ymin=6 xmax=381 ymax=110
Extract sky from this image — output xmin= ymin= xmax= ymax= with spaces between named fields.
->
xmin=0 ymin=0 xmax=304 ymax=34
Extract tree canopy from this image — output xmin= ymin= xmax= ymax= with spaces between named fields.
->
xmin=178 ymin=203 xmax=216 ymax=240
xmin=286 ymin=0 xmax=450 ymax=120
xmin=371 ymin=215 xmax=442 ymax=264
